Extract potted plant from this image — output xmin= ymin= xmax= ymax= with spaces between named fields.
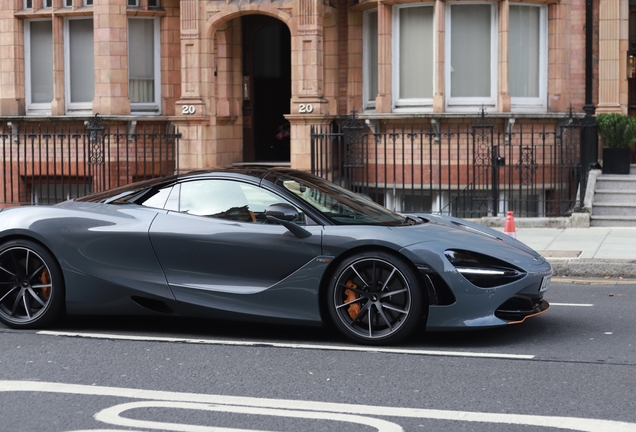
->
xmin=596 ymin=113 xmax=636 ymax=174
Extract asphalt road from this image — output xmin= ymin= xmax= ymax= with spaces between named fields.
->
xmin=0 ymin=278 xmax=635 ymax=432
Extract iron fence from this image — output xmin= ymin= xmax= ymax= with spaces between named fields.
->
xmin=0 ymin=115 xmax=180 ymax=206
xmin=311 ymin=111 xmax=588 ymax=218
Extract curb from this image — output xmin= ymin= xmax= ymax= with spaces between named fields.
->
xmin=548 ymin=259 xmax=636 ymax=279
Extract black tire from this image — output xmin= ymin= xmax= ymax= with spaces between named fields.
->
xmin=327 ymin=251 xmax=425 ymax=345
xmin=0 ymin=240 xmax=65 ymax=329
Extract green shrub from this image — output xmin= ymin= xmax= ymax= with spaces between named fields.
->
xmin=597 ymin=113 xmax=636 ymax=149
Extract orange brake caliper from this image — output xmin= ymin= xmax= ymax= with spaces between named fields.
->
xmin=40 ymin=268 xmax=51 ymax=301
xmin=344 ymin=280 xmax=361 ymax=320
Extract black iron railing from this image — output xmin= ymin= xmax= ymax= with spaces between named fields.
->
xmin=311 ymin=111 xmax=589 ymax=218
xmin=0 ymin=116 xmax=180 ymax=206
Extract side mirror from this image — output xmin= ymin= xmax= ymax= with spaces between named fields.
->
xmin=265 ymin=203 xmax=311 ymax=239
xmin=265 ymin=203 xmax=299 ymax=222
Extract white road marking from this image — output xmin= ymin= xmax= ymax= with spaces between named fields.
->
xmin=37 ymin=330 xmax=535 ymax=360
xmin=95 ymin=400 xmax=402 ymax=432
xmin=1 ymin=381 xmax=635 ymax=432
xmin=549 ymin=303 xmax=594 ymax=307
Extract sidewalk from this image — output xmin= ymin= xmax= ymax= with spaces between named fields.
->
xmin=493 ymin=226 xmax=636 ymax=279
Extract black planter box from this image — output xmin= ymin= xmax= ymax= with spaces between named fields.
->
xmin=602 ymin=147 xmax=631 ymax=174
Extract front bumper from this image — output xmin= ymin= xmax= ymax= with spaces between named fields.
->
xmin=496 ymin=295 xmax=550 ymax=324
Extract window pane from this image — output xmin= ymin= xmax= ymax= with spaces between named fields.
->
xmin=69 ymin=19 xmax=94 ymax=104
xmin=509 ymin=5 xmax=540 ymax=98
xmin=29 ymin=21 xmax=53 ymax=104
xmin=179 ymin=180 xmax=303 ymax=223
xmin=365 ymin=10 xmax=378 ymax=103
xmin=399 ymin=6 xmax=434 ymax=99
xmin=128 ymin=19 xmax=155 ymax=104
xmin=32 ymin=180 xmax=93 ymax=205
xmin=450 ymin=4 xmax=491 ymax=98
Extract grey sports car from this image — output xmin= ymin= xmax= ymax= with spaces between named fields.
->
xmin=0 ymin=167 xmax=551 ymax=345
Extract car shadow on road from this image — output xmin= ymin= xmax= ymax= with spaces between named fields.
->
xmin=46 ymin=313 xmax=556 ymax=351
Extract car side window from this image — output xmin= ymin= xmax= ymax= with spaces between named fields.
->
xmin=178 ymin=179 xmax=306 ymax=224
xmin=138 ymin=186 xmax=172 ymax=209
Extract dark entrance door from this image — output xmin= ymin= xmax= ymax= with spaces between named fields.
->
xmin=242 ymin=16 xmax=291 ymax=163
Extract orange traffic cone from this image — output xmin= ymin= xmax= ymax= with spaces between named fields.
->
xmin=504 ymin=211 xmax=517 ymax=238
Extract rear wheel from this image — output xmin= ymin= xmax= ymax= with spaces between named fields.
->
xmin=327 ymin=251 xmax=424 ymax=345
xmin=0 ymin=240 xmax=64 ymax=329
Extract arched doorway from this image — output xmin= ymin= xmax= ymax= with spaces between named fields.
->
xmin=242 ymin=16 xmax=291 ymax=163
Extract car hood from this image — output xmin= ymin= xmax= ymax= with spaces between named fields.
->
xmin=393 ymin=214 xmax=548 ymax=272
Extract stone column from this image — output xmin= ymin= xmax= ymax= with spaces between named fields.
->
xmin=175 ymin=0 xmax=206 ymax=117
xmin=51 ymin=15 xmax=65 ymax=115
xmin=375 ymin=2 xmax=392 ymax=113
xmin=596 ymin=0 xmax=623 ymax=113
xmin=173 ymin=0 xmax=210 ymax=172
xmin=433 ymin=0 xmax=445 ymax=112
xmin=0 ymin=5 xmax=24 ymax=115
xmin=287 ymin=114 xmax=332 ymax=171
xmin=346 ymin=9 xmax=362 ymax=113
xmin=290 ymin=0 xmax=327 ymax=115
xmin=93 ymin=0 xmax=131 ymax=115
xmin=547 ymin=1 xmax=571 ymax=112
xmin=498 ymin=0 xmax=511 ymax=112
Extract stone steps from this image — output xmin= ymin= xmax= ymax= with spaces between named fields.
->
xmin=590 ymin=165 xmax=636 ymax=227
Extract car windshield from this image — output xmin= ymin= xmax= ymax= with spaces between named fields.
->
xmin=277 ymin=174 xmax=410 ymax=226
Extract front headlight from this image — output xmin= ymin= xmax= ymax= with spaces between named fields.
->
xmin=445 ymin=250 xmax=525 ymax=288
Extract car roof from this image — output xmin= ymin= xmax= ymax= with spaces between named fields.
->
xmin=73 ymin=166 xmax=303 ymax=203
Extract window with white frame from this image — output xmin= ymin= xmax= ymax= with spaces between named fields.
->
xmin=128 ymin=0 xmax=139 ymax=6
xmin=43 ymin=0 xmax=52 ymax=8
xmin=446 ymin=3 xmax=497 ymax=109
xmin=393 ymin=5 xmax=434 ymax=109
xmin=128 ymin=18 xmax=161 ymax=113
xmin=25 ymin=20 xmax=54 ymax=114
xmin=363 ymin=9 xmax=378 ymax=110
xmin=64 ymin=0 xmax=73 ymax=7
xmin=360 ymin=2 xmax=547 ymax=114
xmin=24 ymin=0 xmax=32 ymax=9
xmin=64 ymin=18 xmax=94 ymax=113
xmin=84 ymin=0 xmax=93 ymax=5
xmin=509 ymin=4 xmax=547 ymax=110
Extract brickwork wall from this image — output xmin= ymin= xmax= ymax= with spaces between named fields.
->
xmin=0 ymin=0 xmax=625 ymax=176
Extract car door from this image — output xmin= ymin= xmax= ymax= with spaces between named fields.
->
xmin=148 ymin=178 xmax=324 ymax=318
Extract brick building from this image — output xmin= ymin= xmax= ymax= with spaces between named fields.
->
xmin=0 ymin=0 xmax=632 ymax=212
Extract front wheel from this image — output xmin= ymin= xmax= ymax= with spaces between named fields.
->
xmin=327 ymin=252 xmax=425 ymax=345
xmin=0 ymin=240 xmax=65 ymax=329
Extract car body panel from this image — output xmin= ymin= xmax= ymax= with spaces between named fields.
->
xmin=0 ymin=166 xmax=552 ymax=337
xmin=149 ymin=210 xmax=326 ymax=323
xmin=0 ymin=204 xmax=174 ymax=305
xmin=320 ymin=216 xmax=551 ymax=330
